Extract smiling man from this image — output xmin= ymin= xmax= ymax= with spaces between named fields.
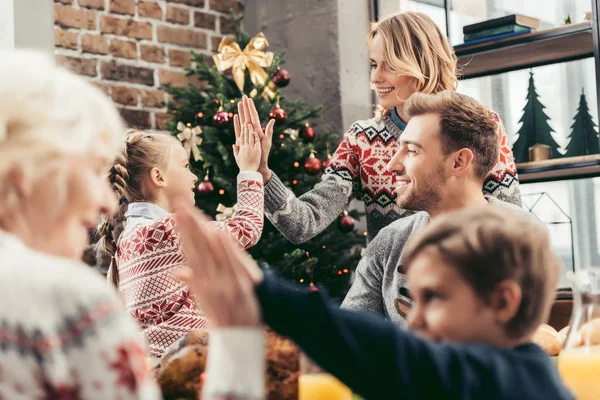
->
xmin=341 ymin=90 xmax=528 ymax=326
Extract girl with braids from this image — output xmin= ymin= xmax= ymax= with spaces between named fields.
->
xmin=0 ymin=50 xmax=160 ymax=399
xmin=97 ymin=123 xmax=266 ymax=361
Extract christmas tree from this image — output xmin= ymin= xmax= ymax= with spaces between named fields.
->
xmin=564 ymin=89 xmax=600 ymax=157
xmin=163 ymin=14 xmax=365 ymax=298
xmin=512 ymin=71 xmax=562 ymax=163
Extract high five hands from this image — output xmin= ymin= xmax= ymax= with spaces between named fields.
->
xmin=233 ymin=96 xmax=275 ymax=182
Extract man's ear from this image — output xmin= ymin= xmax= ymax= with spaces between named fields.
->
xmin=451 ymin=148 xmax=474 ymax=176
xmin=489 ymin=280 xmax=522 ymax=326
xmin=148 ymin=167 xmax=167 ymax=189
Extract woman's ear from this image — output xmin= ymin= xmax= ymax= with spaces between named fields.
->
xmin=148 ymin=167 xmax=167 ymax=189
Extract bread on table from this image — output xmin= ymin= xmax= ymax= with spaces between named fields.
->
xmin=558 ymin=325 xmax=570 ymax=342
xmin=532 ymin=324 xmax=562 ymax=356
xmin=578 ymin=318 xmax=600 ymax=346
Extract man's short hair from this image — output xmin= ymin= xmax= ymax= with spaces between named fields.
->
xmin=404 ymin=91 xmax=499 ymax=181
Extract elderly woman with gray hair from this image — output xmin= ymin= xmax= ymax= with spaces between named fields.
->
xmin=0 ymin=50 xmax=161 ymax=399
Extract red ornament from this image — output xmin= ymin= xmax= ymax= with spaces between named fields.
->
xmin=272 ymin=68 xmax=291 ymax=87
xmin=338 ymin=212 xmax=355 ymax=233
xmin=268 ymin=107 xmax=287 ymax=122
xmin=301 ymin=125 xmax=316 ymax=142
xmin=304 ymin=154 xmax=322 ymax=175
xmin=197 ymin=179 xmax=214 ymax=195
xmin=213 ymin=110 xmax=231 ymax=126
xmin=308 ymin=282 xmax=319 ymax=292
xmin=322 ymin=154 xmax=332 ymax=170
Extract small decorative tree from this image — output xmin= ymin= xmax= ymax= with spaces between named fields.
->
xmin=512 ymin=71 xmax=562 ymax=162
xmin=564 ymin=88 xmax=600 ymax=157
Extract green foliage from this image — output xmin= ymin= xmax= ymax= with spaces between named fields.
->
xmin=162 ymin=13 xmax=365 ymax=298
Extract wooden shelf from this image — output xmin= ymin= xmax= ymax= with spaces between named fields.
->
xmin=517 ymin=154 xmax=600 ymax=183
xmin=455 ymin=22 xmax=594 ymax=79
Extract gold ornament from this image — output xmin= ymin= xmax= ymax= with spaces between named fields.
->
xmin=177 ymin=121 xmax=203 ymax=162
xmin=284 ymin=128 xmax=299 ymax=140
xmin=249 ymin=82 xmax=277 ymax=101
xmin=213 ymin=33 xmax=274 ymax=93
xmin=215 ymin=203 xmax=237 ymax=221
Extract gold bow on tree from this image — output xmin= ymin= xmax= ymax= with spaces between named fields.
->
xmin=216 ymin=203 xmax=237 ymax=221
xmin=249 ymin=81 xmax=277 ymax=101
xmin=177 ymin=122 xmax=203 ymax=162
xmin=213 ymin=33 xmax=274 ymax=93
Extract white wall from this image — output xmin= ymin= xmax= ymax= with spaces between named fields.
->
xmin=0 ymin=0 xmax=16 ymax=49
xmin=337 ymin=0 xmax=372 ymax=130
xmin=1 ymin=0 xmax=54 ymax=54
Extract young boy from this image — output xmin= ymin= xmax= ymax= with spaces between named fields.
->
xmin=176 ymin=188 xmax=574 ymax=400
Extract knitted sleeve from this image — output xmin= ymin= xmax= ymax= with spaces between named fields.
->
xmin=483 ymin=113 xmax=522 ymax=206
xmin=74 ymin=295 xmax=162 ymax=399
xmin=263 ymin=124 xmax=361 ymax=244
xmin=32 ymin=264 xmax=161 ymax=399
xmin=202 ymin=329 xmax=265 ymax=400
xmin=340 ymin=226 xmax=387 ymax=314
xmin=209 ymin=171 xmax=264 ymax=250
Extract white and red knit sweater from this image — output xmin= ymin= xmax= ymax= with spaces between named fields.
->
xmin=0 ymin=231 xmax=161 ymax=400
xmin=115 ymin=171 xmax=264 ymax=360
xmin=265 ymin=109 xmax=521 ymax=242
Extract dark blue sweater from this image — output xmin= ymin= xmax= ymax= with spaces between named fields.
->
xmin=256 ymin=274 xmax=575 ymax=400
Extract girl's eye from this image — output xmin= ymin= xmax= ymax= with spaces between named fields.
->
xmin=370 ymin=63 xmax=377 ymax=70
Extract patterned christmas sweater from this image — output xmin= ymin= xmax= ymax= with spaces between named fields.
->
xmin=0 ymin=230 xmax=161 ymax=400
xmin=265 ymin=108 xmax=521 ymax=242
xmin=115 ymin=171 xmax=264 ymax=360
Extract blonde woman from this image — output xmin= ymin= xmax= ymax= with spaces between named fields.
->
xmin=0 ymin=50 xmax=161 ymax=399
xmin=240 ymin=11 xmax=521 ymax=243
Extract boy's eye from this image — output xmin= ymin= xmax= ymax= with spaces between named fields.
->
xmin=423 ymin=289 xmax=443 ymax=303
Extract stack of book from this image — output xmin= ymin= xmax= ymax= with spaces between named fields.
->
xmin=457 ymin=14 xmax=540 ymax=48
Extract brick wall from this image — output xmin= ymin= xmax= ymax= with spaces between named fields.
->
xmin=54 ymin=0 xmax=241 ymax=130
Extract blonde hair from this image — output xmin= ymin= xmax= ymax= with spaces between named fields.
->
xmin=404 ymin=91 xmax=498 ymax=180
xmin=0 ymin=50 xmax=124 ymax=221
xmin=403 ymin=206 xmax=561 ymax=339
xmin=96 ymin=130 xmax=179 ymax=287
xmin=369 ymin=12 xmax=458 ymax=105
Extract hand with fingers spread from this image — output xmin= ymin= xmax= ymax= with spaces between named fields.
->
xmin=235 ymin=95 xmax=275 ymax=182
xmin=174 ymin=205 xmax=264 ymax=328
xmin=232 ymin=121 xmax=261 ymax=171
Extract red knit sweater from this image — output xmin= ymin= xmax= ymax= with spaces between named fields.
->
xmin=115 ymin=173 xmax=264 ymax=360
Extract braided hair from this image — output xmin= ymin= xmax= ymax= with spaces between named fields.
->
xmin=96 ymin=130 xmax=176 ymax=288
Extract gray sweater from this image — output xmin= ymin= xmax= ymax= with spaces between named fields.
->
xmin=341 ymin=198 xmax=532 ymax=327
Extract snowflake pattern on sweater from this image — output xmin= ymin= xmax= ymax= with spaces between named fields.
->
xmin=116 ymin=174 xmax=264 ymax=360
xmin=0 ymin=231 xmax=161 ymax=400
